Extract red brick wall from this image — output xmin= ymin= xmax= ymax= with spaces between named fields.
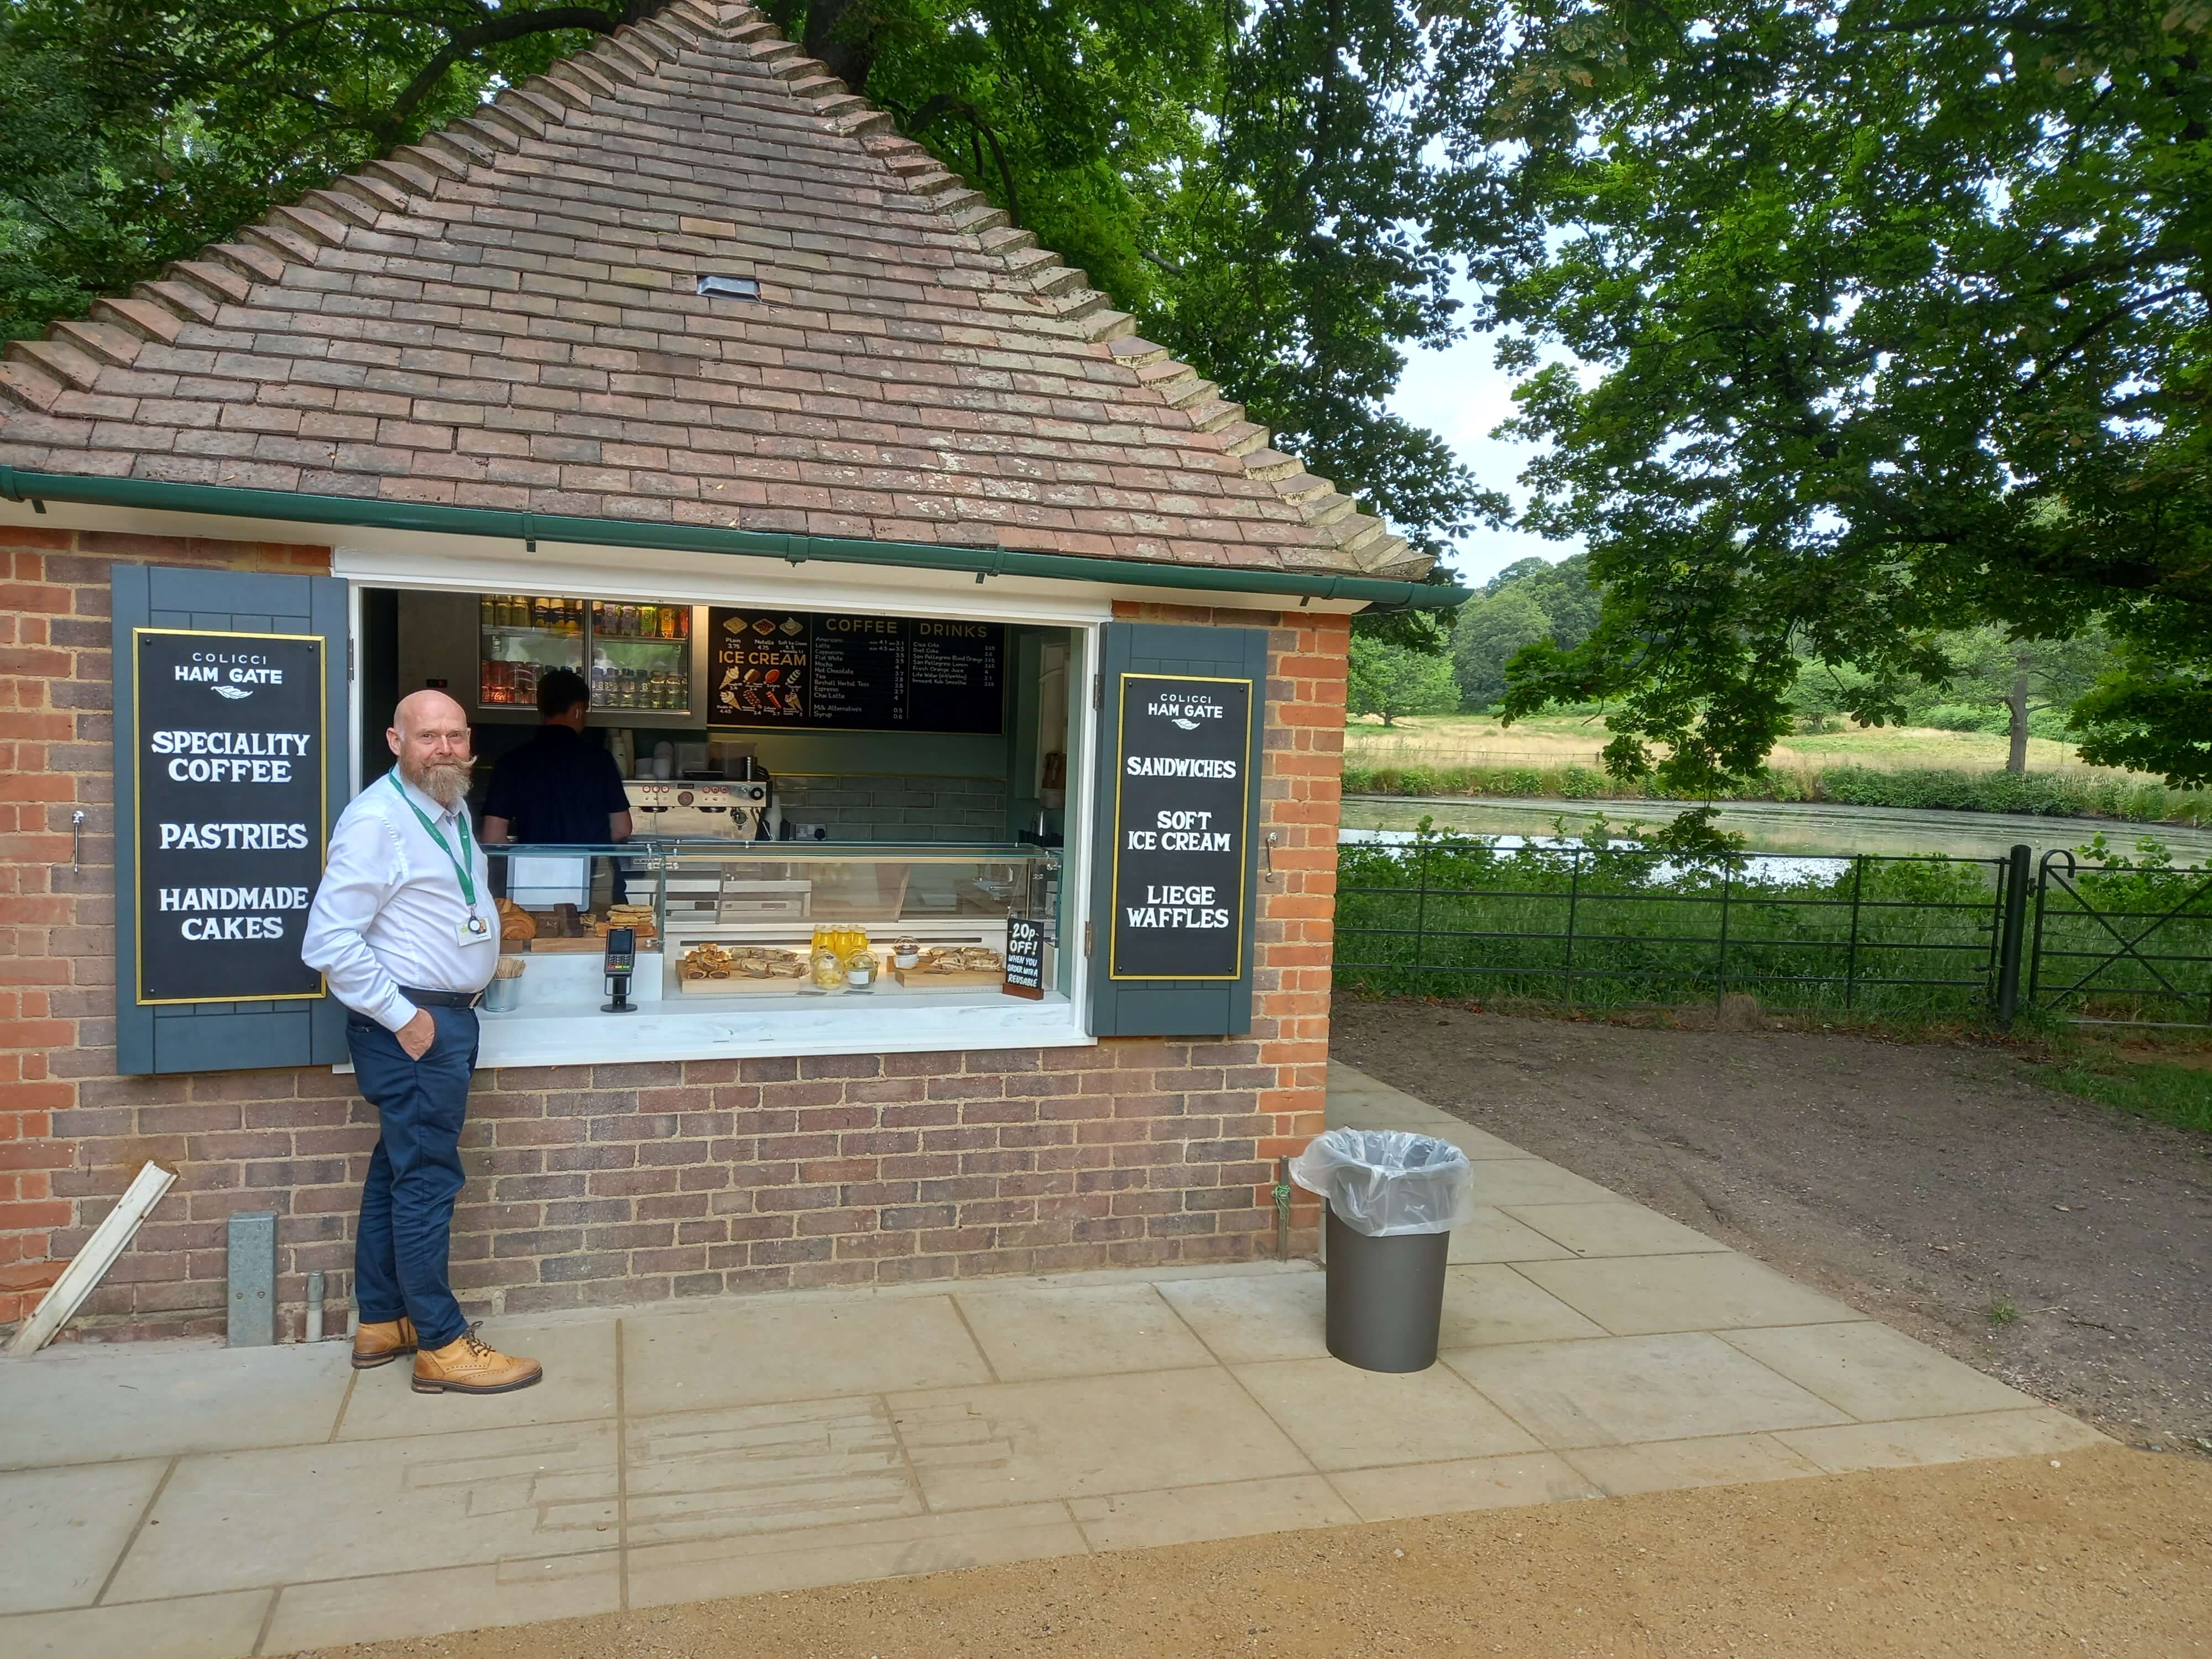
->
xmin=0 ymin=534 xmax=1340 ymax=1342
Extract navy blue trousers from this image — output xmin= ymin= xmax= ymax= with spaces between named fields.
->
xmin=348 ymin=1004 xmax=477 ymax=1350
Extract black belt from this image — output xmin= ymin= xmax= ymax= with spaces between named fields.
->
xmin=401 ymin=986 xmax=483 ymax=1010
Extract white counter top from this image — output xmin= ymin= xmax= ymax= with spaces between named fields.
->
xmin=473 ymin=987 xmax=1087 ymax=1067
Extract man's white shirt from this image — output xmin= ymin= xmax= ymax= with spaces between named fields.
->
xmin=303 ymin=770 xmax=497 ymax=1031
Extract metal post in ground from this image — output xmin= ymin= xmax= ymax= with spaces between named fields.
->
xmin=1995 ymin=842 xmax=2033 ymax=1027
xmin=1563 ymin=853 xmax=1582 ymax=1001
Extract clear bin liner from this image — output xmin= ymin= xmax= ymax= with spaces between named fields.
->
xmin=1289 ymin=1128 xmax=1478 ymax=1237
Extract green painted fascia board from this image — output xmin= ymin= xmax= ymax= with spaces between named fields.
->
xmin=0 ymin=468 xmax=1469 ymax=611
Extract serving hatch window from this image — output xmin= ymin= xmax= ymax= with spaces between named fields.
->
xmin=354 ymin=579 xmax=1093 ymax=1065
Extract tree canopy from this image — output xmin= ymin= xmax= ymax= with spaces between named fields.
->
xmin=0 ymin=0 xmax=1491 ymax=575
xmin=1450 ymin=551 xmax=1598 ymax=705
xmin=1348 ymin=633 xmax=1462 ymax=725
xmin=1439 ymin=0 xmax=2211 ymax=791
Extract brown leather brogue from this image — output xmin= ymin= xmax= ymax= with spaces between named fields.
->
xmin=411 ymin=1324 xmax=544 ymax=1395
xmin=351 ymin=1316 xmax=419 ymax=1370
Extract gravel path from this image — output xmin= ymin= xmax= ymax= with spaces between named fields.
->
xmin=1334 ymin=998 xmax=2212 ymax=1453
xmin=306 ymin=1447 xmax=2209 ymax=1659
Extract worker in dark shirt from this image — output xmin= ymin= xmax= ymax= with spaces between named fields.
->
xmin=482 ymin=669 xmax=632 ymax=849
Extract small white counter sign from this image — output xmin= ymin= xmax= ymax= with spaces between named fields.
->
xmin=1109 ymin=674 xmax=1254 ymax=980
xmin=134 ymin=629 xmax=326 ymax=1004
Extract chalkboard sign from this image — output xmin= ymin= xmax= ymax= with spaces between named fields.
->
xmin=1003 ymin=915 xmax=1045 ymax=1000
xmin=134 ymin=629 xmax=327 ymax=1003
xmin=707 ymin=608 xmax=1004 ymax=733
xmin=1108 ymin=674 xmax=1254 ymax=981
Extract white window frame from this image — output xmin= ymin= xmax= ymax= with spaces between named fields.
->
xmin=335 ymin=538 xmax=1105 ymax=1066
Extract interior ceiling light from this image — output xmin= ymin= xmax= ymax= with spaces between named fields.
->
xmin=696 ymin=274 xmax=761 ymax=299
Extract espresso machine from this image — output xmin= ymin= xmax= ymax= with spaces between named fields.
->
xmin=623 ymin=775 xmax=779 ymax=841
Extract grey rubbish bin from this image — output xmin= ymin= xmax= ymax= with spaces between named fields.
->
xmin=1290 ymin=1129 xmax=1477 ymax=1374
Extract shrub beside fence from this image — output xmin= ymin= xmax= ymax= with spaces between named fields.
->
xmin=1336 ymin=827 xmax=2212 ymax=1027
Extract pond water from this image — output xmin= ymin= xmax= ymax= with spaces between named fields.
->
xmin=1341 ymin=794 xmax=2212 ymax=867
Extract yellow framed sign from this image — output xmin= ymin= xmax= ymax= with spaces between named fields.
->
xmin=132 ymin=628 xmax=327 ymax=1004
xmin=1107 ymin=672 xmax=1255 ymax=982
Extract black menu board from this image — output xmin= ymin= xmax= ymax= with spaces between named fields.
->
xmin=707 ymin=609 xmax=1003 ymax=733
xmin=134 ymin=629 xmax=327 ymax=1003
xmin=1108 ymin=674 xmax=1254 ymax=981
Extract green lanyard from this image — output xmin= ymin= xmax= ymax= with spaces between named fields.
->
xmin=388 ymin=771 xmax=478 ymax=908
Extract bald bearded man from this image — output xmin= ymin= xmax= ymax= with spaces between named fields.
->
xmin=303 ymin=691 xmax=542 ymax=1395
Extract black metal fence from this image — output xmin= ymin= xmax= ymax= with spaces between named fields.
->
xmin=1336 ymin=831 xmax=2211 ymax=1029
xmin=2028 ymin=848 xmax=2212 ymax=1028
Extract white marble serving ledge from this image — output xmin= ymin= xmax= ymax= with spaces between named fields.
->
xmin=470 ymin=988 xmax=1087 ymax=1066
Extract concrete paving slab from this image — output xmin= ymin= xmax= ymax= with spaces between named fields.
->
xmin=1502 ymin=1202 xmax=1731 ymax=1259
xmin=0 ymin=1340 xmax=348 ymax=1470
xmin=953 ymin=1282 xmax=1215 ymax=1381
xmin=0 ymin=1589 xmax=270 ymax=1659
xmin=1070 ymin=1474 xmax=1358 ymax=1551
xmin=626 ymin=1503 xmax=1086 ymax=1606
xmin=1515 ymin=1251 xmax=1863 ymax=1335
xmin=1718 ymin=1322 xmax=2041 ymax=1422
xmin=1155 ymin=1272 xmax=1329 ymax=1363
xmin=624 ymin=1397 xmax=920 ymax=1545
xmin=1445 ymin=1332 xmax=1853 ymax=1449
xmin=106 ymin=1420 xmax=618 ymax=1601
xmin=1775 ymin=1408 xmax=2109 ymax=1474
xmin=1446 ymin=1207 xmax=1577 ymax=1265
xmin=622 ymin=1293 xmax=990 ymax=1417
xmin=1404 ymin=1120 xmax=1530 ymax=1160
xmin=260 ymin=1552 xmax=618 ymax=1655
xmin=1232 ymin=1357 xmax=1542 ymax=1470
xmin=336 ymin=1316 xmax=617 ymax=1441
xmin=1440 ymin=1265 xmax=1608 ymax=1347
xmin=1562 ymin=1432 xmax=1828 ymax=1497
xmin=0 ymin=1458 xmax=166 ymax=1613
xmin=1465 ymin=1159 xmax=1621 ymax=1208
xmin=1327 ymin=1451 xmax=1600 ymax=1522
xmin=891 ymin=1369 xmax=1310 ymax=1510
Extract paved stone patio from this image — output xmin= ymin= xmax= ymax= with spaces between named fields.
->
xmin=0 ymin=1063 xmax=2101 ymax=1657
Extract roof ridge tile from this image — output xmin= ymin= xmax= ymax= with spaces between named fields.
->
xmin=8 ymin=337 xmax=103 ymax=393
xmin=88 ymin=297 xmax=185 ymax=347
xmin=0 ymin=359 xmax=65 ymax=414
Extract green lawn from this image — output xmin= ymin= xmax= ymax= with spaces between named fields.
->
xmin=2031 ymin=1053 xmax=2212 ymax=1135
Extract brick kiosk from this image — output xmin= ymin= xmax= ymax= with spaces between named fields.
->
xmin=0 ymin=1 xmax=1459 ymax=1343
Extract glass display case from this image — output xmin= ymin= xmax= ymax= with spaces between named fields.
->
xmin=470 ymin=592 xmax=698 ymax=717
xmin=482 ymin=842 xmax=1063 ymax=1011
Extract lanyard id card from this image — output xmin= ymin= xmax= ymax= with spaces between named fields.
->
xmin=390 ymin=773 xmax=494 ymax=946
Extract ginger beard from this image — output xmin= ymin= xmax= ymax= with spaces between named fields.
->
xmin=404 ymin=752 xmax=473 ymax=810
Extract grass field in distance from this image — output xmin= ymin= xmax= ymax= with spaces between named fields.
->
xmin=1346 ymin=712 xmax=2131 ymax=779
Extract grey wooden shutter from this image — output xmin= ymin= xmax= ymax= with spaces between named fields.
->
xmin=1088 ymin=621 xmax=1269 ymax=1037
xmin=113 ymin=565 xmax=352 ymax=1073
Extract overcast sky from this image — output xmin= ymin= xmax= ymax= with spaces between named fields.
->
xmin=1384 ymin=299 xmax=1582 ymax=590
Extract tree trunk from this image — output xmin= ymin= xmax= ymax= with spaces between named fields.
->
xmin=803 ymin=0 xmax=880 ymax=93
xmin=2006 ymin=655 xmax=2031 ymax=774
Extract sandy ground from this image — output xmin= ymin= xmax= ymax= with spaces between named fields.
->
xmin=1332 ymin=1000 xmax=2212 ymax=1454
xmin=304 ymin=1446 xmax=2208 ymax=1659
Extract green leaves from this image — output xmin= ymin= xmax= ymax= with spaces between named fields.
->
xmin=1348 ymin=634 xmax=1463 ymax=725
xmin=1437 ymin=0 xmax=2212 ymax=789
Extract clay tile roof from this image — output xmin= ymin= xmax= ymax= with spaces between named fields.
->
xmin=0 ymin=0 xmax=1428 ymax=582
